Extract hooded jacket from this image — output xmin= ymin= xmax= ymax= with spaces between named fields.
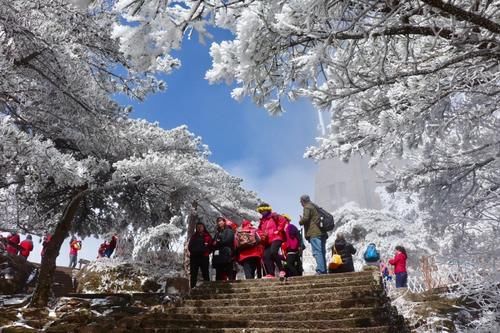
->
xmin=19 ymin=239 xmax=34 ymax=258
xmin=389 ymin=251 xmax=407 ymax=274
xmin=6 ymin=233 xmax=20 ymax=255
xmin=258 ymin=212 xmax=286 ymax=245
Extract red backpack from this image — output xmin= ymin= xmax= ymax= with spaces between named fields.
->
xmin=235 ymin=228 xmax=260 ymax=249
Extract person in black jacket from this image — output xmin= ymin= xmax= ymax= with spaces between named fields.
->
xmin=329 ymin=233 xmax=357 ymax=273
xmin=188 ymin=222 xmax=213 ymax=288
xmin=212 ymin=217 xmax=235 ymax=281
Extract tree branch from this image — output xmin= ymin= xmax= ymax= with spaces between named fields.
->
xmin=421 ymin=0 xmax=500 ymax=34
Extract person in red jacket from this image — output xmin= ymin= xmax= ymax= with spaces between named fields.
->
xmin=19 ymin=235 xmax=34 ymax=259
xmin=236 ymin=220 xmax=263 ymax=279
xmin=6 ymin=232 xmax=20 ymax=255
xmin=389 ymin=245 xmax=408 ymax=288
xmin=257 ymin=203 xmax=287 ymax=279
xmin=69 ymin=236 xmax=82 ymax=269
xmin=105 ymin=234 xmax=117 ymax=258
xmin=281 ymin=214 xmax=303 ymax=277
xmin=188 ymin=222 xmax=213 ymax=288
xmin=97 ymin=241 xmax=109 ymax=258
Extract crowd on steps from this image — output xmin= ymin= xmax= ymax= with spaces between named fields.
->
xmin=0 ymin=232 xmax=119 ymax=270
xmin=188 ymin=194 xmax=408 ymax=289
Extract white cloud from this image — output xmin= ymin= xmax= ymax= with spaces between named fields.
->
xmin=226 ymin=159 xmax=316 ymax=223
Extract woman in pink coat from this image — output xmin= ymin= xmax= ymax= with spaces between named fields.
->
xmin=257 ymin=203 xmax=287 ymax=278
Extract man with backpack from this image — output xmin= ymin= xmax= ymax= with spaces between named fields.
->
xmin=188 ymin=222 xmax=213 ymax=288
xmin=363 ymin=243 xmax=381 ymax=267
xmin=299 ymin=195 xmax=327 ymax=275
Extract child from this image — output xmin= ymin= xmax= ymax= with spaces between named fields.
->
xmin=389 ymin=246 xmax=408 ymax=288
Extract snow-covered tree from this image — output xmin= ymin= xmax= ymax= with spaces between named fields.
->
xmin=82 ymin=1 xmax=500 ymax=232
xmin=203 ymin=0 xmax=500 ymax=266
xmin=0 ymin=0 xmax=258 ymax=306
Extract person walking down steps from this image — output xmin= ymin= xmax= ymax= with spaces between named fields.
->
xmin=256 ymin=203 xmax=287 ymax=279
xmin=281 ymin=214 xmax=303 ymax=277
xmin=212 ymin=217 xmax=235 ymax=281
xmin=235 ymin=220 xmax=263 ymax=279
xmin=188 ymin=222 xmax=213 ymax=288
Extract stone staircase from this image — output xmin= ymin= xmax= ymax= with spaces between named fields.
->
xmin=118 ymin=271 xmax=408 ymax=332
xmin=52 ymin=266 xmax=75 ymax=297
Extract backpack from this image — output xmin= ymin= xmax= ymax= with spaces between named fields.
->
xmin=312 ymin=204 xmax=335 ymax=232
xmin=364 ymin=243 xmax=380 ymax=262
xmin=285 ymin=224 xmax=301 ymax=251
xmin=235 ymin=229 xmax=259 ymax=249
xmin=328 ymin=246 xmax=343 ymax=270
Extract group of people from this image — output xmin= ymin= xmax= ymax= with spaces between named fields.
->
xmin=326 ymin=234 xmax=408 ymax=288
xmin=0 ymin=232 xmax=34 ymax=259
xmin=362 ymin=242 xmax=409 ymax=288
xmin=1 ymin=230 xmax=119 ymax=269
xmin=188 ymin=194 xmax=409 ymax=289
xmin=97 ymin=234 xmax=118 ymax=259
xmin=188 ymin=204 xmax=305 ymax=288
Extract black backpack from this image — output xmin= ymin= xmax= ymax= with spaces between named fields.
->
xmin=312 ymin=204 xmax=335 ymax=233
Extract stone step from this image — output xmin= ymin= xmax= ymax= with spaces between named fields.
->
xmin=169 ymin=297 xmax=385 ymax=315
xmin=196 ymin=272 xmax=376 ymax=288
xmin=192 ymin=277 xmax=377 ymax=295
xmin=188 ymin=284 xmax=380 ymax=300
xmin=142 ymin=307 xmax=387 ymax=322
xmin=183 ymin=289 xmax=385 ymax=307
xmin=115 ymin=326 xmax=393 ymax=333
xmin=136 ymin=317 xmax=384 ymax=330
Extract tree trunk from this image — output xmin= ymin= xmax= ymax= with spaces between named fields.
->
xmin=183 ymin=202 xmax=199 ymax=278
xmin=30 ymin=188 xmax=86 ymax=307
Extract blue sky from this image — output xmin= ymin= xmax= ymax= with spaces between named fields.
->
xmin=24 ymin=29 xmax=320 ymax=265
xmin=128 ymin=30 xmax=320 ymax=218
